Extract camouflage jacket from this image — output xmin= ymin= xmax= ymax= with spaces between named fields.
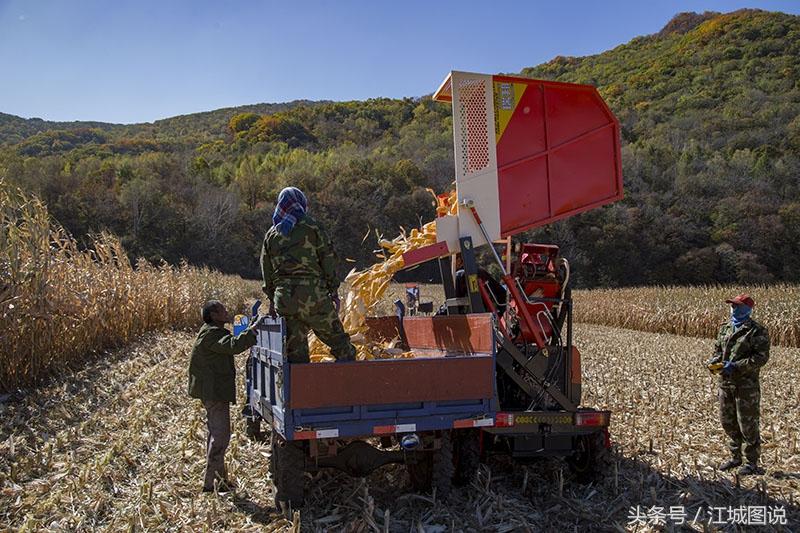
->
xmin=260 ymin=215 xmax=340 ymax=300
xmin=710 ymin=318 xmax=770 ymax=387
xmin=188 ymin=323 xmax=256 ymax=403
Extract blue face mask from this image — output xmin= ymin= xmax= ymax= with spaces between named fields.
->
xmin=731 ymin=305 xmax=752 ymax=327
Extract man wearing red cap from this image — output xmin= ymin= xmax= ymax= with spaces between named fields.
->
xmin=707 ymin=293 xmax=770 ymax=476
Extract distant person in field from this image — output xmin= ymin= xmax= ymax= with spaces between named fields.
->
xmin=260 ymin=187 xmax=356 ymax=363
xmin=188 ymin=300 xmax=261 ymax=492
xmin=706 ymin=293 xmax=770 ymax=476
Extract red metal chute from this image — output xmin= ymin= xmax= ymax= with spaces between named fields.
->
xmin=432 ymin=71 xmax=623 ymax=247
xmin=492 ymin=75 xmax=622 ymax=236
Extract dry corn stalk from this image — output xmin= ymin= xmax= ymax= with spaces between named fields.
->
xmin=0 ymin=179 xmax=259 ymax=391
xmin=574 ymin=284 xmax=800 ymax=347
xmin=309 ymin=189 xmax=457 ymax=361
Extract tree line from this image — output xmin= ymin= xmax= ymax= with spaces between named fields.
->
xmin=1 ymin=9 xmax=798 ymax=288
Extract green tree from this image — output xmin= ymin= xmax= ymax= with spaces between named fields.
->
xmin=234 ymin=156 xmax=264 ymax=211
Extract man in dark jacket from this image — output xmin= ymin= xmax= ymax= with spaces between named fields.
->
xmin=707 ymin=293 xmax=770 ymax=476
xmin=189 ymin=300 xmax=260 ymax=492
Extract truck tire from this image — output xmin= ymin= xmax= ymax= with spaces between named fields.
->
xmin=566 ymin=430 xmax=609 ymax=483
xmin=431 ymin=432 xmax=454 ymax=500
xmin=453 ymin=430 xmax=480 ymax=487
xmin=406 ymin=453 xmax=432 ymax=492
xmin=406 ymin=432 xmax=455 ymax=499
xmin=271 ymin=434 xmax=305 ymax=507
xmin=245 ymin=417 xmax=261 ymax=441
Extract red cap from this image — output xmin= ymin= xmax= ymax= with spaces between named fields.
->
xmin=725 ymin=293 xmax=755 ymax=307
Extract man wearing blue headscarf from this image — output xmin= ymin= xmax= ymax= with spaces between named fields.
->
xmin=707 ymin=293 xmax=770 ymax=476
xmin=260 ymin=187 xmax=356 ymax=366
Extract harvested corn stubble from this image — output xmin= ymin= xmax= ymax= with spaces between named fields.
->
xmin=2 ymin=323 xmax=798 ymax=531
xmin=309 ymin=190 xmax=457 ymax=361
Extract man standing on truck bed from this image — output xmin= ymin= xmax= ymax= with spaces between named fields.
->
xmin=707 ymin=294 xmax=770 ymax=476
xmin=189 ymin=300 xmax=262 ymax=492
xmin=260 ymin=186 xmax=356 ymax=363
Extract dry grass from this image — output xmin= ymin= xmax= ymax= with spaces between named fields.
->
xmin=0 ymin=180 xmax=260 ymax=392
xmin=1 ymin=324 xmax=797 ymax=531
xmin=574 ymin=285 xmax=800 ymax=347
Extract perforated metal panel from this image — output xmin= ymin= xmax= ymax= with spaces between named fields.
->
xmin=450 ymin=72 xmax=501 ymax=246
xmin=456 ymin=77 xmax=491 ymax=177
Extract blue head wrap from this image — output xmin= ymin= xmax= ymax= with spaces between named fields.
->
xmin=272 ymin=187 xmax=308 ymax=236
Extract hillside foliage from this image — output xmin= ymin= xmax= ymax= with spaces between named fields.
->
xmin=1 ymin=9 xmax=798 ymax=287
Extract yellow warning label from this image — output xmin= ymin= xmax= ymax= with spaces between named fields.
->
xmin=468 ymin=274 xmax=479 ymax=293
xmin=493 ymin=82 xmax=527 ymax=144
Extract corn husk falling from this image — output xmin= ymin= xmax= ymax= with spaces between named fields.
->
xmin=309 ymin=189 xmax=457 ymax=362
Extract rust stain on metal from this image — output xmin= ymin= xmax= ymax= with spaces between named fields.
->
xmin=290 ymin=356 xmax=494 ymax=409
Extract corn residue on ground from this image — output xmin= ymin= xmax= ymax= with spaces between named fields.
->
xmin=1 ymin=324 xmax=798 ymax=531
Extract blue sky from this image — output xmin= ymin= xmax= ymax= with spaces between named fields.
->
xmin=1 ymin=1 xmax=798 ymax=124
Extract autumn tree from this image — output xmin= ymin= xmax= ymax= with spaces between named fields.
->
xmin=228 ymin=112 xmax=259 ymax=135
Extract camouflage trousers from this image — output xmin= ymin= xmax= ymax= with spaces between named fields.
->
xmin=718 ymin=383 xmax=761 ymax=464
xmin=275 ymin=282 xmax=356 ymax=363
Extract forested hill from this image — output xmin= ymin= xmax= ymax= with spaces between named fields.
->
xmin=2 ymin=9 xmax=799 ymax=287
xmin=521 ymin=8 xmax=800 ymax=285
xmin=0 ymin=101 xmax=319 ymax=146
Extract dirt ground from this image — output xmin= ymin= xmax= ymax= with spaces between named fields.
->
xmin=1 ymin=324 xmax=798 ymax=531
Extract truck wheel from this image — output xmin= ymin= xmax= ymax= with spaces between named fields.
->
xmin=453 ymin=430 xmax=480 ymax=487
xmin=566 ymin=430 xmax=608 ymax=483
xmin=406 ymin=453 xmax=432 ymax=492
xmin=431 ymin=432 xmax=454 ymax=500
xmin=271 ymin=434 xmax=306 ymax=507
xmin=245 ymin=417 xmax=261 ymax=441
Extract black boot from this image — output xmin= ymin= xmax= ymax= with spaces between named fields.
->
xmin=720 ymin=458 xmax=742 ymax=471
xmin=737 ymin=463 xmax=761 ymax=476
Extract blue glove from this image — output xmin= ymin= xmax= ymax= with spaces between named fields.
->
xmin=722 ymin=360 xmax=735 ymax=376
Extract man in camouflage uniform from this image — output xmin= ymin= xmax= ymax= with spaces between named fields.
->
xmin=260 ymin=187 xmax=356 ymax=363
xmin=707 ymin=293 xmax=770 ymax=476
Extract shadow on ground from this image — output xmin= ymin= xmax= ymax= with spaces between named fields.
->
xmin=275 ymin=445 xmax=799 ymax=532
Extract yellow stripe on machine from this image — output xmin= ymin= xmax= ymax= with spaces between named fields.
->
xmin=493 ymin=81 xmax=527 ymax=143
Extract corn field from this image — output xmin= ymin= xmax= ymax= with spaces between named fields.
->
xmin=1 ymin=324 xmax=797 ymax=531
xmin=1 ymin=181 xmax=798 ymax=529
xmin=574 ymin=285 xmax=800 ymax=347
xmin=0 ymin=180 xmax=260 ymax=392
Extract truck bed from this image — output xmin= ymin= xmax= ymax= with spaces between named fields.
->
xmin=247 ymin=314 xmax=497 ymax=440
